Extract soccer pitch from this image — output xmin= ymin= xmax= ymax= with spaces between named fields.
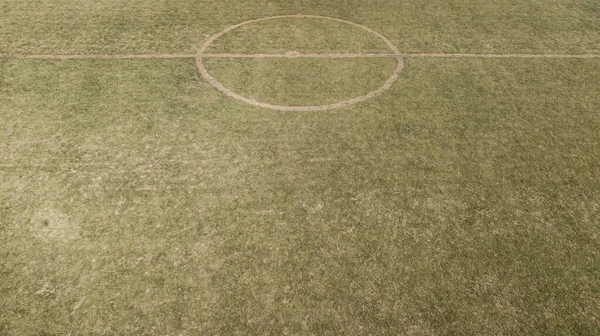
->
xmin=1 ymin=1 xmax=599 ymax=334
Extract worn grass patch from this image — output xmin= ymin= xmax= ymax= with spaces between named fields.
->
xmin=1 ymin=0 xmax=600 ymax=334
xmin=1 ymin=56 xmax=599 ymax=334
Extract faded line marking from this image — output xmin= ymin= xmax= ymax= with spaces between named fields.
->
xmin=2 ymin=53 xmax=598 ymax=60
xmin=201 ymin=53 xmax=600 ymax=59
xmin=196 ymin=15 xmax=404 ymax=111
xmin=0 ymin=54 xmax=196 ymax=60
xmin=200 ymin=53 xmax=400 ymax=58
xmin=402 ymin=53 xmax=600 ymax=59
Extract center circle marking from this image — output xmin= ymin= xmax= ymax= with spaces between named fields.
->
xmin=196 ymin=15 xmax=404 ymax=111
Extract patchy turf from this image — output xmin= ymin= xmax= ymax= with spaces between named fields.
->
xmin=1 ymin=55 xmax=599 ymax=334
xmin=1 ymin=1 xmax=600 ymax=335
xmin=1 ymin=0 xmax=599 ymax=55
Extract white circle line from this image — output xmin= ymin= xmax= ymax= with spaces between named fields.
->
xmin=196 ymin=15 xmax=404 ymax=111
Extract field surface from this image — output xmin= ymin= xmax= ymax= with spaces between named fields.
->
xmin=1 ymin=0 xmax=600 ymax=335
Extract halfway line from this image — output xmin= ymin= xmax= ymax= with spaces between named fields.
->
xmin=403 ymin=53 xmax=600 ymax=59
xmin=201 ymin=53 xmax=600 ymax=59
xmin=0 ymin=54 xmax=197 ymax=60
xmin=200 ymin=53 xmax=401 ymax=58
xmin=1 ymin=53 xmax=599 ymax=60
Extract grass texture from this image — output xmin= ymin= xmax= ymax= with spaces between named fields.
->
xmin=0 ymin=0 xmax=599 ymax=55
xmin=1 ymin=1 xmax=600 ymax=335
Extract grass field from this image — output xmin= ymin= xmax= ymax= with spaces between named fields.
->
xmin=1 ymin=0 xmax=600 ymax=335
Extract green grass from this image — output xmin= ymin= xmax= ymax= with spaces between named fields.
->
xmin=1 ymin=2 xmax=600 ymax=335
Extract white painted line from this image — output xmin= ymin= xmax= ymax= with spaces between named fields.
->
xmin=402 ymin=53 xmax=600 ymax=59
xmin=202 ymin=53 xmax=600 ymax=59
xmin=0 ymin=54 xmax=196 ymax=60
xmin=196 ymin=15 xmax=404 ymax=111
xmin=1 ymin=53 xmax=598 ymax=60
xmin=200 ymin=53 xmax=400 ymax=58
